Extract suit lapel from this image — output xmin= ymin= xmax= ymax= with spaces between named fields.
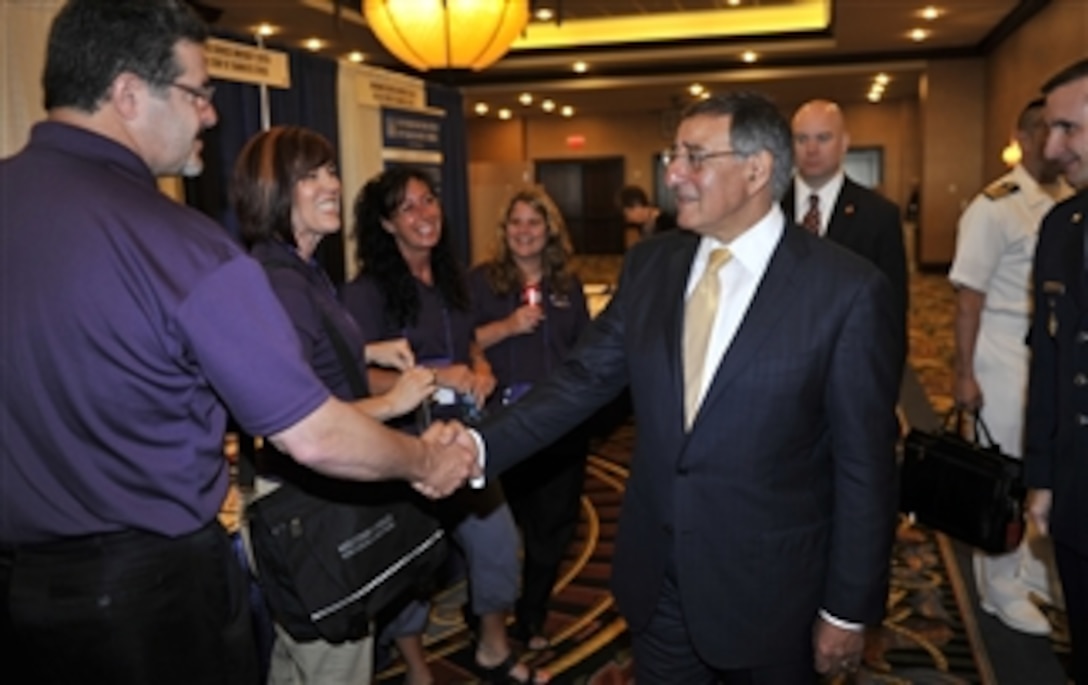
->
xmin=781 ymin=187 xmax=798 ymax=222
xmin=1066 ymin=203 xmax=1087 ymax=309
xmin=666 ymin=238 xmax=700 ymax=414
xmin=826 ymin=178 xmax=859 ymax=243
xmin=694 ymin=229 xmax=806 ymax=424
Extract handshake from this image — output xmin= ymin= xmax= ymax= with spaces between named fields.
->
xmin=412 ymin=421 xmax=484 ymax=499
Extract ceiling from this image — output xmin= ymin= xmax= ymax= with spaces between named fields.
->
xmin=198 ymin=0 xmax=1046 ymax=119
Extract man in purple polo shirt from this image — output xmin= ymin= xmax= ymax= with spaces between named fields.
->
xmin=0 ymin=2 xmax=478 ymax=683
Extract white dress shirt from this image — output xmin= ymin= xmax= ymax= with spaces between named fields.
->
xmin=685 ymin=205 xmax=783 ymax=409
xmin=794 ymin=171 xmax=845 ymax=236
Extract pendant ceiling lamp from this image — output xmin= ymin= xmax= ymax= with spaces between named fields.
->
xmin=363 ymin=0 xmax=530 ymax=72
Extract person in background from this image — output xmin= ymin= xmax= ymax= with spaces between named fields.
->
xmin=1026 ymin=57 xmax=1088 ymax=685
xmin=784 ymin=99 xmax=909 ymax=355
xmin=469 ymin=187 xmax=591 ymax=652
xmin=342 ymin=167 xmax=547 ymax=685
xmin=0 ymin=3 xmax=476 ymax=684
xmin=473 ymin=91 xmax=901 ymax=683
xmin=617 ymin=184 xmax=676 ymax=248
xmin=232 ymin=126 xmax=439 ymax=684
xmin=949 ymin=99 xmax=1071 ymax=637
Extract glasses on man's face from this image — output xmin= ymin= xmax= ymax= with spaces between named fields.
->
xmin=169 ymin=81 xmax=216 ymax=107
xmin=661 ymin=147 xmax=741 ymax=172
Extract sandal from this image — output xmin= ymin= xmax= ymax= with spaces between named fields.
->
xmin=473 ymin=651 xmax=549 ymax=685
xmin=511 ymin=620 xmax=549 ymax=651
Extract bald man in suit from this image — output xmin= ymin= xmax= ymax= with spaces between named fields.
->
xmin=474 ymin=92 xmax=902 ymax=684
xmin=783 ymin=99 xmax=908 ymax=355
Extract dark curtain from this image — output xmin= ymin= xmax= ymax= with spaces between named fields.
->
xmin=426 ymin=82 xmax=470 ymax=265
xmin=186 ymin=36 xmax=344 ymax=284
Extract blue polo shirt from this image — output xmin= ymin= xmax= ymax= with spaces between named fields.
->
xmin=0 ymin=122 xmax=330 ymax=544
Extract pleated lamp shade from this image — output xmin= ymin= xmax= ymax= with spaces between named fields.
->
xmin=363 ymin=0 xmax=530 ymax=72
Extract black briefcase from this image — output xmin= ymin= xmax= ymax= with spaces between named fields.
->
xmin=900 ymin=411 xmax=1025 ymax=554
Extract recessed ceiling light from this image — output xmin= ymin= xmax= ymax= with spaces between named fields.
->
xmin=541 ymin=99 xmax=556 ymax=113
xmin=518 ymin=92 xmax=533 ymax=106
xmin=689 ymin=83 xmax=705 ymax=96
xmin=870 ymin=83 xmax=885 ymax=94
xmin=347 ymin=51 xmax=365 ymax=63
xmin=700 ymin=92 xmax=711 ymax=100
xmin=474 ymin=102 xmax=489 ymax=115
xmin=909 ymin=28 xmax=929 ymax=41
xmin=921 ymin=6 xmax=940 ymax=21
xmin=256 ymin=23 xmax=276 ymax=37
xmin=741 ymin=50 xmax=758 ymax=63
xmin=498 ymin=108 xmax=512 ymax=120
xmin=572 ymin=61 xmax=588 ymax=74
xmin=728 ymin=0 xmax=742 ymax=5
xmin=304 ymin=38 xmax=324 ymax=51
xmin=535 ymin=8 xmax=554 ymax=21
xmin=560 ymin=105 xmax=574 ymax=117
xmin=875 ymin=73 xmax=891 ymax=86
xmin=867 ymin=91 xmax=882 ymax=102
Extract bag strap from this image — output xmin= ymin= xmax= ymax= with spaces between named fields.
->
xmin=940 ymin=408 xmax=999 ymax=451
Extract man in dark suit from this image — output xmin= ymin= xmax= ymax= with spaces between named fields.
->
xmin=1026 ymin=57 xmax=1088 ymax=685
xmin=783 ymin=99 xmax=909 ymax=345
xmin=474 ymin=92 xmax=902 ymax=683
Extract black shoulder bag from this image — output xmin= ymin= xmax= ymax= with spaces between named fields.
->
xmin=245 ymin=255 xmax=446 ymax=644
xmin=900 ymin=409 xmax=1025 ymax=555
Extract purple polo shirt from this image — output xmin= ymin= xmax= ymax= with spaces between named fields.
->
xmin=467 ymin=267 xmax=589 ymax=390
xmin=342 ymin=274 xmax=472 ymax=365
xmin=251 ymin=240 xmax=369 ymax=401
xmin=0 ymin=122 xmax=330 ymax=544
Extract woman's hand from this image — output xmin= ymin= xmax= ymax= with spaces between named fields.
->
xmin=507 ymin=304 xmax=545 ymax=336
xmin=468 ymin=367 xmax=497 ymax=408
xmin=365 ymin=338 xmax=415 ymax=371
xmin=381 ymin=366 xmax=436 ymax=418
xmin=433 ymin=364 xmax=476 ymax=395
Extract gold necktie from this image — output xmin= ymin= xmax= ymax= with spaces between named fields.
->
xmin=683 ymin=248 xmax=732 ymax=429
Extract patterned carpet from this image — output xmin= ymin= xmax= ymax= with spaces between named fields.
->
xmin=372 ymin=269 xmax=1012 ymax=685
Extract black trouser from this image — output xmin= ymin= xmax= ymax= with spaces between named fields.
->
xmin=1 ymin=522 xmax=258 ymax=685
xmin=501 ymin=430 xmax=588 ymax=632
xmin=1056 ymin=540 xmax=1088 ymax=684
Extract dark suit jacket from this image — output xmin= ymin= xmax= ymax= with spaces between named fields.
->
xmin=1025 ymin=192 xmax=1088 ymax=555
xmin=782 ymin=177 xmax=908 ymax=350
xmin=479 ymin=224 xmax=901 ymax=669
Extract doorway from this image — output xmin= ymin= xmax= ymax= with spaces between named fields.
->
xmin=535 ymin=157 xmax=625 ymax=255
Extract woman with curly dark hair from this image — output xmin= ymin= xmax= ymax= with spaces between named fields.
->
xmin=342 ymin=167 xmax=547 ymax=685
xmin=469 ymin=187 xmax=590 ymax=654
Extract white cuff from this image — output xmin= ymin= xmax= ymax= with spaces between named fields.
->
xmin=467 ymin=428 xmax=486 ymax=489
xmin=819 ymin=609 xmax=863 ymax=632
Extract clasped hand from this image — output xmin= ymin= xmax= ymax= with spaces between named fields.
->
xmin=413 ymin=420 xmax=481 ymax=498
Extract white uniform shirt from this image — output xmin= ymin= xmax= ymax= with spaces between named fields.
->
xmin=949 ymin=164 xmax=1072 ymax=326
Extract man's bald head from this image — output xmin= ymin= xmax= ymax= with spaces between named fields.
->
xmin=791 ymin=99 xmax=850 ymax=189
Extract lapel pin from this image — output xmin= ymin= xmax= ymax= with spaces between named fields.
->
xmin=1072 ymin=211 xmax=1083 ymax=224
xmin=844 ymin=204 xmax=855 ymax=216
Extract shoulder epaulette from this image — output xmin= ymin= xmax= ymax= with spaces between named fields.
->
xmin=983 ymin=180 xmax=1019 ymax=200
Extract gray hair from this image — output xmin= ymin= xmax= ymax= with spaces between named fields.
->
xmin=679 ymin=92 xmax=793 ymax=201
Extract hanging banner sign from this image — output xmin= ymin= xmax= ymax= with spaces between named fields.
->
xmin=352 ymin=65 xmax=426 ymax=110
xmin=205 ymin=37 xmax=290 ymax=88
xmin=381 ymin=108 xmax=443 ymax=152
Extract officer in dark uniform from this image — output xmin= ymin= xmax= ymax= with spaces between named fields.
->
xmin=1025 ymin=57 xmax=1088 ymax=685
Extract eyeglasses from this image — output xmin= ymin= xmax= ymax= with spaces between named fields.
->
xmin=169 ymin=81 xmax=216 ymax=106
xmin=661 ymin=147 xmax=742 ymax=172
